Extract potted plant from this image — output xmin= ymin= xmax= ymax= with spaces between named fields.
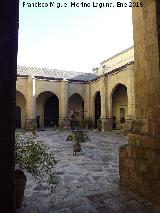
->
xmin=15 ymin=131 xmax=57 ymax=209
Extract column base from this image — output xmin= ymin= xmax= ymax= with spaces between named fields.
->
xmin=119 ymin=133 xmax=160 ymax=205
xmin=25 ymin=119 xmax=36 ymax=131
xmin=101 ymin=117 xmax=112 ymax=132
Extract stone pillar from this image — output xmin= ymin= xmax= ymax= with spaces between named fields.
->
xmin=85 ymin=83 xmax=90 ymax=118
xmin=100 ymin=76 xmax=112 ymax=131
xmin=83 ymin=83 xmax=93 ymax=129
xmin=25 ymin=76 xmax=36 ymax=130
xmin=119 ymin=0 xmax=160 ymax=205
xmin=85 ymin=83 xmax=92 ymax=116
xmin=59 ymin=80 xmax=69 ymax=129
xmin=0 ymin=0 xmax=19 ymax=211
xmin=127 ymin=64 xmax=135 ymax=120
xmin=90 ymin=83 xmax=96 ymax=127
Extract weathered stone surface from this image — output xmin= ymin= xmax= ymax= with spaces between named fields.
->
xmin=120 ymin=0 xmax=160 ymax=205
xmin=16 ymin=130 xmax=160 ymax=213
xmin=103 ymin=198 xmax=126 ymax=212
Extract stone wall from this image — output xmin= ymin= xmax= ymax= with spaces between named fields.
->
xmin=119 ymin=0 xmax=160 ymax=205
xmin=120 ymin=133 xmax=160 ymax=204
xmin=100 ymin=46 xmax=134 ymax=74
xmin=16 ymin=62 xmax=135 ymax=129
xmin=16 ymin=77 xmax=28 ymax=99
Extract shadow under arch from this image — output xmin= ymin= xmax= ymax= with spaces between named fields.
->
xmin=36 ymin=91 xmax=59 ymax=127
xmin=16 ymin=90 xmax=26 ymax=128
xmin=68 ymin=93 xmax=84 ymax=128
xmin=110 ymin=83 xmax=128 ymax=129
xmin=93 ymin=91 xmax=101 ymax=128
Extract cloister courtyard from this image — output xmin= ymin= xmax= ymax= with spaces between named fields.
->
xmin=17 ymin=129 xmax=160 ymax=213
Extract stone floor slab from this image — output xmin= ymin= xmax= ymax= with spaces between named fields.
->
xmin=16 ymin=130 xmax=160 ymax=213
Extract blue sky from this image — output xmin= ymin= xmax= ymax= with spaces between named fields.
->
xmin=18 ymin=0 xmax=133 ymax=73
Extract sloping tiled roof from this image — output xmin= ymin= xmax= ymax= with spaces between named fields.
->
xmin=17 ymin=66 xmax=97 ymax=82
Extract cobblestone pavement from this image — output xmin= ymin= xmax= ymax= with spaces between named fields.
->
xmin=17 ymin=130 xmax=160 ymax=213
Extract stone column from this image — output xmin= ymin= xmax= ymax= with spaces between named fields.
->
xmin=59 ymin=80 xmax=69 ymax=129
xmin=100 ymin=76 xmax=112 ymax=131
xmin=84 ymin=83 xmax=93 ymax=129
xmin=125 ymin=65 xmax=135 ymax=130
xmin=90 ymin=83 xmax=96 ymax=127
xmin=85 ymin=83 xmax=91 ymax=115
xmin=0 ymin=0 xmax=19 ymax=211
xmin=120 ymin=0 xmax=160 ymax=205
xmin=126 ymin=64 xmax=135 ymax=120
xmin=25 ymin=76 xmax=36 ymax=130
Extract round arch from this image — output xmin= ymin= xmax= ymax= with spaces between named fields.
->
xmin=16 ymin=90 xmax=26 ymax=128
xmin=68 ymin=91 xmax=85 ymax=101
xmin=36 ymin=90 xmax=59 ymax=100
xmin=93 ymin=91 xmax=101 ymax=127
xmin=36 ymin=91 xmax=59 ymax=127
xmin=110 ymin=83 xmax=128 ymax=98
xmin=68 ymin=93 xmax=84 ymax=128
xmin=111 ymin=83 xmax=128 ymax=129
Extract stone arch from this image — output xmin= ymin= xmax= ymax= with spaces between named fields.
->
xmin=110 ymin=83 xmax=128 ymax=129
xmin=36 ymin=89 xmax=59 ymax=100
xmin=68 ymin=91 xmax=85 ymax=101
xmin=16 ymin=90 xmax=26 ymax=128
xmin=68 ymin=93 xmax=84 ymax=127
xmin=36 ymin=91 xmax=59 ymax=127
xmin=93 ymin=91 xmax=101 ymax=127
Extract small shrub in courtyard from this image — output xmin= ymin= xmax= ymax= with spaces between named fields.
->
xmin=15 ymin=132 xmax=58 ymax=194
xmin=66 ymin=130 xmax=90 ymax=143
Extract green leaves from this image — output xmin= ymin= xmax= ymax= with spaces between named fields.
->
xmin=68 ymin=130 xmax=90 ymax=144
xmin=15 ymin=132 xmax=57 ymax=193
